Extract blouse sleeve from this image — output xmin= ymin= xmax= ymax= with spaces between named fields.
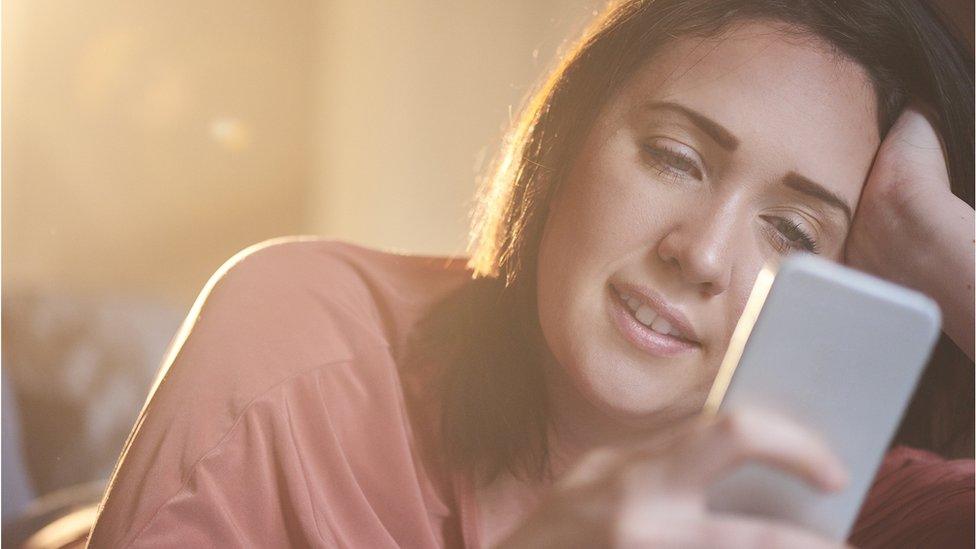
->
xmin=848 ymin=445 xmax=974 ymax=548
xmin=86 ymin=239 xmax=442 ymax=548
xmin=116 ymin=362 xmax=352 ymax=547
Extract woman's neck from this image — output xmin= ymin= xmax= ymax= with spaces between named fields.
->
xmin=541 ymin=355 xmax=678 ymax=478
xmin=474 ymin=355 xmax=679 ymax=547
xmin=516 ymin=307 xmax=679 ymax=478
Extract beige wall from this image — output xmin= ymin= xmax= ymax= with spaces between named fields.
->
xmin=3 ymin=0 xmax=316 ymax=308
xmin=4 ymin=1 xmax=601 ymax=309
xmin=309 ymin=1 xmax=600 ymax=256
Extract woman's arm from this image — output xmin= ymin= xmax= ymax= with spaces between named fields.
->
xmin=846 ymin=105 xmax=975 ymax=361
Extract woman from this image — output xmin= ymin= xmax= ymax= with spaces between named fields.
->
xmin=88 ymin=1 xmax=974 ymax=547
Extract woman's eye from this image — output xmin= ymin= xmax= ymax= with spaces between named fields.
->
xmin=640 ymin=143 xmax=703 ymax=180
xmin=760 ymin=215 xmax=820 ymax=254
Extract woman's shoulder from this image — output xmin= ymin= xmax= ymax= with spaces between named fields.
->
xmin=223 ymin=236 xmax=470 ymax=324
xmin=89 ymin=237 xmax=470 ymax=546
xmin=141 ymin=235 xmax=475 ymax=436
xmin=194 ymin=236 xmax=473 ymax=360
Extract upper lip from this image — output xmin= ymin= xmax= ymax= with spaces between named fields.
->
xmin=611 ymin=281 xmax=701 ymax=343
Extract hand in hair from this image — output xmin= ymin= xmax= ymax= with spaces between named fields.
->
xmin=497 ymin=408 xmax=851 ymax=549
xmin=845 ymin=104 xmax=975 ymax=360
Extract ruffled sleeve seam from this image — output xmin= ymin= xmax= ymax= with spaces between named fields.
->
xmin=280 ymin=387 xmax=328 ymax=544
xmin=120 ymin=350 xmax=385 ymax=548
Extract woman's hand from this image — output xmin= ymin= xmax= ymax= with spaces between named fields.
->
xmin=497 ymin=408 xmax=850 ymax=548
xmin=844 ymin=105 xmax=953 ymax=279
xmin=844 ymin=105 xmax=975 ymax=358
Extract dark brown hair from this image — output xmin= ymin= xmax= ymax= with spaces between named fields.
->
xmin=421 ymin=0 xmax=974 ymax=484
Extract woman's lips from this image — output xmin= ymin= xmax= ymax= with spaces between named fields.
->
xmin=607 ymin=284 xmax=700 ymax=357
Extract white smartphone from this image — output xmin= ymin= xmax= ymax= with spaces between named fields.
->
xmin=703 ymin=252 xmax=941 ymax=541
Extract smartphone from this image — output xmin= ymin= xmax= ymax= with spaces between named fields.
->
xmin=703 ymin=252 xmax=941 ymax=541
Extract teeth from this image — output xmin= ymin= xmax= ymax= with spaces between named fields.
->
xmin=634 ymin=304 xmax=658 ymax=325
xmin=617 ymin=286 xmax=689 ymax=340
xmin=650 ymin=316 xmax=672 ymax=335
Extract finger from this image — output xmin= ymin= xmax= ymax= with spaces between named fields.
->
xmin=573 ymin=414 xmax=704 ymax=485
xmin=886 ymin=104 xmax=943 ymax=154
xmin=618 ymin=515 xmax=853 ymax=549
xmin=697 ymin=515 xmax=853 ymax=549
xmin=559 ymin=446 xmax=623 ymax=490
xmin=874 ymin=104 xmax=950 ymax=188
xmin=652 ymin=408 xmax=848 ymax=494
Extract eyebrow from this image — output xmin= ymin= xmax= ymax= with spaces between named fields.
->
xmin=641 ymin=101 xmax=739 ymax=151
xmin=642 ymin=100 xmax=853 ymax=223
xmin=782 ymin=172 xmax=853 ymax=224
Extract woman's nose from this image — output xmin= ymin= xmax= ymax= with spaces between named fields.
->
xmin=656 ymin=208 xmax=736 ymax=296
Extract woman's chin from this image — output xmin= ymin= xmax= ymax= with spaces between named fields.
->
xmin=563 ymin=357 xmax=708 ymax=430
xmin=595 ymin=386 xmax=701 ymax=428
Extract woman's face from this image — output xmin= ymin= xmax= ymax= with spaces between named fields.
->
xmin=536 ymin=22 xmax=881 ymax=426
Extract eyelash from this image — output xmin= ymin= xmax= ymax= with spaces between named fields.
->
xmin=641 ymin=143 xmax=703 ymax=180
xmin=642 ymin=142 xmax=820 ymax=255
xmin=760 ymin=215 xmax=820 ymax=254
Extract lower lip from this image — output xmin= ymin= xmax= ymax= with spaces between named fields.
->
xmin=608 ymin=284 xmax=699 ymax=358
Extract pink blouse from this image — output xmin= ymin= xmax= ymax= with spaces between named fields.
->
xmin=86 ymin=238 xmax=973 ymax=548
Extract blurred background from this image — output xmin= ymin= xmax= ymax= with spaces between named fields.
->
xmin=3 ymin=0 xmax=613 ymax=309
xmin=1 ymin=0 xmax=605 ymax=541
xmin=2 ymin=0 xmax=972 ymax=546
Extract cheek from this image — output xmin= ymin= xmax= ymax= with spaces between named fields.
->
xmin=535 ymin=154 xmax=651 ymax=369
xmin=535 ymin=152 xmax=675 ymax=336
xmin=552 ymin=142 xmax=675 ymax=255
